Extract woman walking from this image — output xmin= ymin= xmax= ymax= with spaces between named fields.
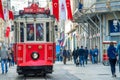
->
xmin=107 ymin=42 xmax=118 ymax=77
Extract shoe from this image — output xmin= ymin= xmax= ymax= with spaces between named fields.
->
xmin=112 ymin=74 xmax=117 ymax=77
xmin=5 ymin=71 xmax=8 ymax=73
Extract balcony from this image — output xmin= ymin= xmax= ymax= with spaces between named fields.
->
xmin=95 ymin=0 xmax=120 ymax=13
xmin=73 ymin=0 xmax=120 ymax=22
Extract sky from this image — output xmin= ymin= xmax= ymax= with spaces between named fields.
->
xmin=11 ymin=0 xmax=47 ymax=11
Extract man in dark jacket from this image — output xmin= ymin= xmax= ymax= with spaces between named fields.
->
xmin=63 ymin=47 xmax=67 ymax=64
xmin=107 ymin=42 xmax=118 ymax=77
xmin=79 ymin=46 xmax=85 ymax=67
xmin=84 ymin=47 xmax=89 ymax=64
xmin=0 ymin=44 xmax=9 ymax=74
xmin=72 ymin=48 xmax=76 ymax=64
xmin=94 ymin=46 xmax=99 ymax=63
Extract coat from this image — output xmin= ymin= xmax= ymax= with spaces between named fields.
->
xmin=107 ymin=45 xmax=117 ymax=59
xmin=0 ymin=45 xmax=8 ymax=59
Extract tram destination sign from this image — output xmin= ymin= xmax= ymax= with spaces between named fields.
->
xmin=23 ymin=3 xmax=50 ymax=14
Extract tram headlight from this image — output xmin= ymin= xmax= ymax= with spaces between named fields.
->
xmin=31 ymin=52 xmax=39 ymax=60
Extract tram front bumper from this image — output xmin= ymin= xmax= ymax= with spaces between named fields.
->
xmin=17 ymin=66 xmax=53 ymax=74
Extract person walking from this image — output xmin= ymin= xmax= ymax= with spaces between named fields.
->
xmin=90 ymin=47 xmax=95 ymax=64
xmin=84 ymin=47 xmax=89 ymax=65
xmin=0 ymin=44 xmax=9 ymax=74
xmin=94 ymin=46 xmax=99 ymax=63
xmin=8 ymin=47 xmax=12 ymax=67
xmin=67 ymin=49 xmax=70 ymax=61
xmin=8 ymin=47 xmax=14 ymax=67
xmin=11 ymin=48 xmax=14 ymax=66
xmin=59 ymin=49 xmax=63 ymax=62
xmin=63 ymin=47 xmax=68 ymax=64
xmin=72 ymin=48 xmax=76 ymax=64
xmin=79 ymin=46 xmax=85 ymax=67
xmin=107 ymin=42 xmax=118 ymax=77
xmin=76 ymin=46 xmax=79 ymax=60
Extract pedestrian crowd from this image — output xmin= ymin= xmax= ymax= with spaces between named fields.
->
xmin=57 ymin=46 xmax=99 ymax=66
xmin=72 ymin=46 xmax=99 ymax=67
xmin=0 ymin=43 xmax=14 ymax=74
xmin=56 ymin=42 xmax=119 ymax=78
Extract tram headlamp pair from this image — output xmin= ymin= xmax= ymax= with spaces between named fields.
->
xmin=31 ymin=52 xmax=39 ymax=60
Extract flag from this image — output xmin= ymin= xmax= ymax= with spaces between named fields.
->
xmin=66 ymin=0 xmax=73 ymax=20
xmin=59 ymin=0 xmax=66 ymax=20
xmin=52 ymin=0 xmax=59 ymax=21
xmin=0 ymin=0 xmax=4 ymax=20
xmin=5 ymin=27 xmax=10 ymax=38
xmin=9 ymin=10 xmax=14 ymax=20
xmin=4 ymin=8 xmax=8 ymax=21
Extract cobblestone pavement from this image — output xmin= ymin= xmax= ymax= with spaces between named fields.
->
xmin=0 ymin=61 xmax=120 ymax=80
xmin=61 ymin=61 xmax=120 ymax=80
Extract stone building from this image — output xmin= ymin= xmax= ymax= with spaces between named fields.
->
xmin=72 ymin=0 xmax=120 ymax=62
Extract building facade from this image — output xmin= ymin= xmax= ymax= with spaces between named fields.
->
xmin=73 ymin=0 xmax=120 ymax=62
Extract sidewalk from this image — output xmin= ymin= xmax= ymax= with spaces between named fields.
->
xmin=55 ymin=61 xmax=120 ymax=80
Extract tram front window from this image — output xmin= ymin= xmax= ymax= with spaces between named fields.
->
xmin=27 ymin=24 xmax=34 ymax=41
xmin=36 ymin=23 xmax=44 ymax=41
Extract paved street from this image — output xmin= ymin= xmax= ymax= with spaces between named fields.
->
xmin=0 ymin=61 xmax=120 ymax=80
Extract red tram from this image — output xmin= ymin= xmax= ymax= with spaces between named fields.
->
xmin=13 ymin=3 xmax=56 ymax=76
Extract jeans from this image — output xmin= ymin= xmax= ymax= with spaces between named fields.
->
xmin=109 ymin=58 xmax=117 ymax=75
xmin=63 ymin=56 xmax=67 ymax=64
xmin=59 ymin=56 xmax=63 ymax=62
xmin=1 ymin=59 xmax=8 ymax=74
xmin=94 ymin=56 xmax=98 ymax=63
xmin=73 ymin=56 xmax=77 ymax=64
xmin=92 ymin=56 xmax=95 ymax=64
xmin=79 ymin=56 xmax=85 ymax=66
xmin=84 ymin=56 xmax=88 ymax=64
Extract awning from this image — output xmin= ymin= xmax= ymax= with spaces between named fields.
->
xmin=9 ymin=10 xmax=14 ymax=20
xmin=0 ymin=0 xmax=4 ymax=20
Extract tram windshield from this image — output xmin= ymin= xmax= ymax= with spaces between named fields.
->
xmin=27 ymin=24 xmax=34 ymax=41
xmin=26 ymin=23 xmax=45 ymax=41
xmin=36 ymin=23 xmax=44 ymax=41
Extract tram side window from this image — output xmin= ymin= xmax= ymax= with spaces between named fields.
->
xmin=46 ymin=22 xmax=49 ymax=42
xmin=27 ymin=24 xmax=34 ymax=41
xmin=36 ymin=23 xmax=44 ymax=41
xmin=20 ymin=23 xmax=24 ymax=42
